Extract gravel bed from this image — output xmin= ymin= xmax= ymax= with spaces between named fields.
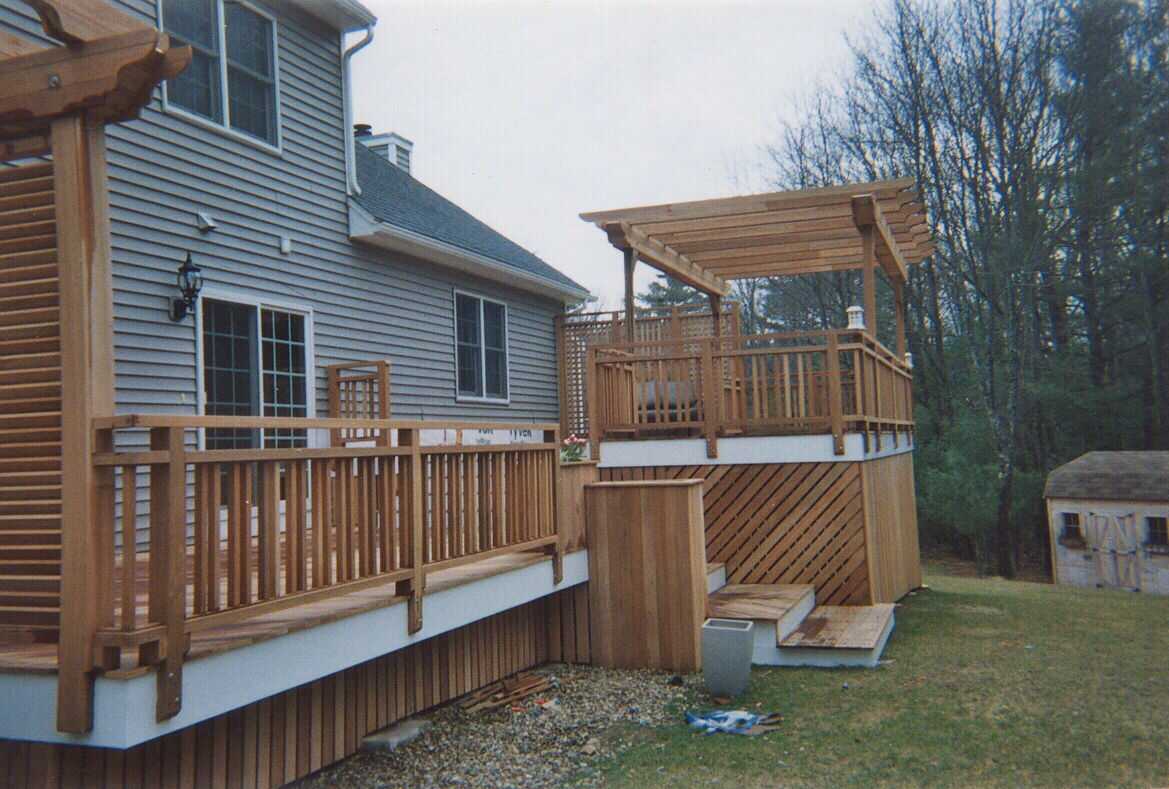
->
xmin=299 ymin=664 xmax=704 ymax=788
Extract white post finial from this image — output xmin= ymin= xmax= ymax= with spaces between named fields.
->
xmin=846 ymin=305 xmax=865 ymax=330
xmin=904 ymin=352 xmax=914 ymax=369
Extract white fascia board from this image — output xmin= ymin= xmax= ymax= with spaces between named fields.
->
xmin=0 ymin=551 xmax=589 ymax=749
xmin=349 ymin=200 xmax=590 ymax=305
xmin=288 ymin=0 xmax=377 ymax=31
xmin=597 ymin=432 xmax=914 ymax=468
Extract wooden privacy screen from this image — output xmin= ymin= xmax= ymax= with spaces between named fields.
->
xmin=586 ymin=479 xmax=706 ymax=672
xmin=601 ymin=462 xmax=872 ymax=605
xmin=0 ymin=588 xmax=590 ymax=789
xmin=556 ymin=304 xmax=738 ymax=439
xmin=0 ymin=161 xmax=61 ymax=637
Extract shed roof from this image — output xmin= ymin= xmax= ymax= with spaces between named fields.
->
xmin=352 ymin=143 xmax=586 ymax=297
xmin=1044 ymin=452 xmax=1169 ymax=503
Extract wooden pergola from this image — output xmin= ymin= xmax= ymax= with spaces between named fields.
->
xmin=580 ymin=178 xmax=933 ymax=356
xmin=1 ymin=0 xmax=189 ymax=733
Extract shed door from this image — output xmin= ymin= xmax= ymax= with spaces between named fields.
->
xmin=1087 ymin=513 xmax=1141 ymax=591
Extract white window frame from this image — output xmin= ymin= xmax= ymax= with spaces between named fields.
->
xmin=194 ymin=285 xmax=317 ymax=449
xmin=453 ymin=288 xmax=511 ymax=405
xmin=157 ymin=0 xmax=284 ymax=155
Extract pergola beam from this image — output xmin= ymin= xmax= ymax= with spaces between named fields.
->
xmin=851 ymin=194 xmax=909 ymax=282
xmin=0 ymin=29 xmax=190 ymax=137
xmin=580 ymin=178 xmax=916 ymax=226
xmin=619 ymin=222 xmax=731 ymax=297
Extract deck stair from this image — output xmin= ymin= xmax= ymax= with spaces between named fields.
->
xmin=706 ymin=582 xmax=894 ymax=668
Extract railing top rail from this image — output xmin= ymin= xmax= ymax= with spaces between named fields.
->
xmin=93 ymin=414 xmax=559 ymax=432
xmin=591 ymin=327 xmax=911 ymax=373
xmin=594 ymin=328 xmax=839 ymax=352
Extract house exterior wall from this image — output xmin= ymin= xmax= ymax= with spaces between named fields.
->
xmin=0 ymin=1 xmax=562 ymax=426
xmin=1046 ymin=497 xmax=1169 ymax=595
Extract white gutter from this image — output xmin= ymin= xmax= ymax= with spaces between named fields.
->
xmin=342 ymin=25 xmax=375 ymax=196
xmin=349 ymin=200 xmax=591 ymax=304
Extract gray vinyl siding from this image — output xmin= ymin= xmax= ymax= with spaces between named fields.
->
xmin=0 ymin=1 xmax=562 ymax=425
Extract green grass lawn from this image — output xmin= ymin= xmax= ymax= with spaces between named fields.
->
xmin=595 ymin=567 xmax=1169 ymax=788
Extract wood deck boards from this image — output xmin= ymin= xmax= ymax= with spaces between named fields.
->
xmin=706 ymin=583 xmax=813 ymax=621
xmin=779 ymin=603 xmax=894 ymax=649
xmin=0 ymin=549 xmax=568 ymax=676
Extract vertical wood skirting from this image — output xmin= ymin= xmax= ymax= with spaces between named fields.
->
xmin=585 ymin=480 xmax=706 ymax=672
xmin=860 ymin=452 xmax=922 ymax=602
xmin=600 ymin=462 xmax=873 ymax=606
xmin=1 ymin=593 xmax=573 ymax=789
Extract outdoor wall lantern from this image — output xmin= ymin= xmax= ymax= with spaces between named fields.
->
xmin=169 ymin=252 xmax=204 ymax=322
xmin=846 ymin=305 xmax=865 ymax=331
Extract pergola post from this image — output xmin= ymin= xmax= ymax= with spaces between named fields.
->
xmin=709 ymin=293 xmax=722 ymax=339
xmin=623 ymin=247 xmax=636 ymax=343
xmin=861 ymin=225 xmax=877 ymax=336
xmin=893 ymin=277 xmax=907 ymax=358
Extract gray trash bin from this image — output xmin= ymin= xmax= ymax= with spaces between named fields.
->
xmin=702 ymin=618 xmax=754 ymax=697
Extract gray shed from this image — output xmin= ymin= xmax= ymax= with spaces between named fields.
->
xmin=1044 ymin=452 xmax=1169 ymax=593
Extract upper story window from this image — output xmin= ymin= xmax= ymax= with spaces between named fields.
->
xmin=161 ymin=0 xmax=280 ymax=148
xmin=455 ymin=292 xmax=509 ymax=402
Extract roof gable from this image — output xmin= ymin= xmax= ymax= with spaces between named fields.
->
xmin=352 ymin=144 xmax=584 ymax=296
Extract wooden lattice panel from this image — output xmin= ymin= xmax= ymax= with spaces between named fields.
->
xmin=600 ymin=462 xmax=870 ymax=605
xmin=0 ymin=161 xmax=61 ymax=635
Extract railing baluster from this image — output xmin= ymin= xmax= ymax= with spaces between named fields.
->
xmin=120 ymin=465 xmax=137 ymax=632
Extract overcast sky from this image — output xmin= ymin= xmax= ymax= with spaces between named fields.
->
xmin=350 ymin=0 xmax=869 ymax=307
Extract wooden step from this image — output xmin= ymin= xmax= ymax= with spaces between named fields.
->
xmin=707 ymin=583 xmax=815 ymax=622
xmin=780 ymin=604 xmax=896 ymax=651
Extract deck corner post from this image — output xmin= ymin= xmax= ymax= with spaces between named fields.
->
xmin=53 ymin=114 xmax=109 ymax=734
xmin=547 ymin=429 xmax=564 ymax=585
xmin=586 ymin=347 xmax=599 ymax=459
xmin=146 ymin=425 xmax=186 ymax=722
xmin=826 ymin=332 xmax=845 ymax=456
xmin=398 ymin=427 xmax=425 ymax=634
xmin=700 ymin=338 xmax=719 ymax=458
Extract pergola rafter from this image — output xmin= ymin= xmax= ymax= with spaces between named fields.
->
xmin=580 ymin=178 xmax=933 ymax=346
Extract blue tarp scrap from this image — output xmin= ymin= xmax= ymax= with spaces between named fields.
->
xmin=685 ymin=709 xmax=783 ymax=736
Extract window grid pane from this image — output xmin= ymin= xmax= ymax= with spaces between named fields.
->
xmin=163 ymin=0 xmax=223 ymax=123
xmin=456 ymin=295 xmax=483 ymax=397
xmin=202 ymin=299 xmax=258 ymax=449
xmin=224 ymin=2 xmax=276 ymax=142
xmin=261 ymin=308 xmax=307 ymax=448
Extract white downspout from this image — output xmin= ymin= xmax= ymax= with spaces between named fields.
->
xmin=342 ymin=25 xmax=375 ymax=196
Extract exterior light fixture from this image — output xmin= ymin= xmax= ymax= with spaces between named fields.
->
xmin=170 ymin=252 xmax=204 ymax=322
xmin=846 ymin=305 xmax=865 ymax=330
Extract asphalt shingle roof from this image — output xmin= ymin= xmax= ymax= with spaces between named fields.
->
xmin=353 ymin=143 xmax=585 ymax=295
xmin=1044 ymin=451 xmax=1169 ymax=503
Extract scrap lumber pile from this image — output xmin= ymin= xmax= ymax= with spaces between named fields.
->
xmin=459 ymin=671 xmax=554 ymax=713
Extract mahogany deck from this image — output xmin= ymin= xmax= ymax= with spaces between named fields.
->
xmin=779 ymin=603 xmax=894 ymax=649
xmin=0 ymin=549 xmax=570 ymax=676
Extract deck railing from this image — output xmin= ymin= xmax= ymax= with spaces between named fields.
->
xmin=588 ymin=329 xmax=913 ymax=456
xmin=87 ymin=415 xmax=561 ymax=721
xmin=556 ymin=303 xmax=739 ymax=439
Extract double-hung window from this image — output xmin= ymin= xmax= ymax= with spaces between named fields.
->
xmin=455 ymin=292 xmax=509 ymax=401
xmin=161 ymin=0 xmax=280 ymax=147
xmin=201 ymin=297 xmax=310 ymax=449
